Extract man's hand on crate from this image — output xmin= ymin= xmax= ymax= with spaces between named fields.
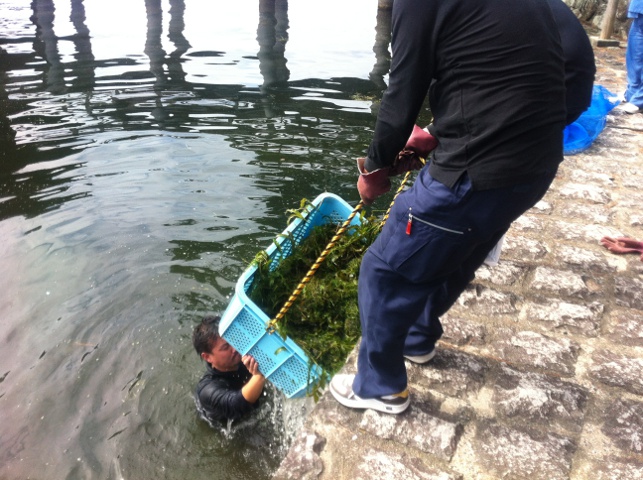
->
xmin=241 ymin=355 xmax=266 ymax=403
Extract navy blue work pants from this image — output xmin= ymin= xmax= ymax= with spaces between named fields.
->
xmin=352 ymin=166 xmax=558 ymax=398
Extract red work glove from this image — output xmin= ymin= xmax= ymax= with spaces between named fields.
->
xmin=390 ymin=125 xmax=438 ymax=176
xmin=356 ymin=157 xmax=391 ymax=205
xmin=600 ymin=236 xmax=643 ymax=261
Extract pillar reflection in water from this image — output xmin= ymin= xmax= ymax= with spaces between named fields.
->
xmin=0 ymin=68 xmax=17 ymax=159
xmin=144 ymin=0 xmax=191 ymax=89
xmin=143 ymin=0 xmax=168 ymax=125
xmin=31 ymin=0 xmax=65 ymax=94
xmin=257 ymin=0 xmax=290 ymax=92
xmin=167 ymin=0 xmax=191 ymax=84
xmin=30 ymin=0 xmax=96 ymax=94
xmin=69 ymin=0 xmax=95 ymax=92
xmin=369 ymin=4 xmax=392 ymax=90
xmin=144 ymin=0 xmax=168 ymax=89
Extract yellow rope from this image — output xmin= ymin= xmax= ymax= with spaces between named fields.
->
xmin=267 ymin=158 xmax=425 ymax=333
xmin=382 ymin=169 xmax=414 ymax=226
xmin=267 ymin=201 xmax=364 ymax=333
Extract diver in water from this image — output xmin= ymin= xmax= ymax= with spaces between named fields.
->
xmin=192 ymin=315 xmax=265 ymax=423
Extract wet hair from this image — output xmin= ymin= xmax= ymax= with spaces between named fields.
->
xmin=192 ymin=315 xmax=221 ymax=356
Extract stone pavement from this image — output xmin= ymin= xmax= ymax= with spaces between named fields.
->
xmin=273 ymin=45 xmax=643 ymax=480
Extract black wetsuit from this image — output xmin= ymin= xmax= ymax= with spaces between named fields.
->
xmin=195 ymin=363 xmax=258 ymax=423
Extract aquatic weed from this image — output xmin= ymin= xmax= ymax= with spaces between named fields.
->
xmin=248 ymin=206 xmax=382 ymax=390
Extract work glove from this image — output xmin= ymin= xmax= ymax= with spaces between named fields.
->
xmin=390 ymin=125 xmax=438 ymax=176
xmin=356 ymin=157 xmax=391 ymax=205
xmin=600 ymin=236 xmax=643 ymax=261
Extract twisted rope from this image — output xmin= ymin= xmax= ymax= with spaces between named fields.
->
xmin=267 ymin=158 xmax=424 ymax=333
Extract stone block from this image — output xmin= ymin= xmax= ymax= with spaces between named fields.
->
xmin=491 ymin=365 xmax=588 ymax=433
xmin=558 ymin=182 xmax=612 ymax=204
xmin=475 ymin=261 xmax=526 ymax=286
xmin=606 ymin=308 xmax=643 ymax=347
xmin=530 ymin=200 xmax=553 ymax=214
xmin=508 ymin=215 xmax=546 ymax=233
xmin=622 ymin=172 xmax=643 ymax=189
xmin=501 ymin=236 xmax=549 ymax=262
xmin=550 ymin=220 xmax=623 ymax=244
xmin=612 ymin=191 xmax=643 ymax=209
xmin=440 ymin=313 xmax=486 ymax=347
xmin=491 ymin=330 xmax=580 ymax=376
xmin=577 ymin=456 xmax=643 ymax=480
xmin=312 ymin=388 xmax=363 ymax=429
xmin=554 ymin=245 xmax=619 ymax=274
xmin=569 ymin=169 xmax=616 ymax=187
xmin=601 ymin=398 xmax=643 ymax=454
xmin=591 ymin=36 xmax=621 ymax=47
xmin=529 ymin=266 xmax=589 ymax=299
xmin=407 ymin=348 xmax=487 ymax=398
xmin=358 ymin=406 xmax=461 ymax=461
xmin=272 ymin=430 xmax=326 ymax=480
xmin=475 ymin=421 xmax=576 ymax=480
xmin=522 ymin=300 xmax=603 ymax=337
xmin=589 ymin=349 xmax=643 ymax=395
xmin=354 ymin=449 xmax=462 ymax=480
xmin=558 ymin=202 xmax=613 ymax=224
xmin=457 ymin=286 xmax=517 ymax=316
xmin=614 ymin=275 xmax=643 ymax=310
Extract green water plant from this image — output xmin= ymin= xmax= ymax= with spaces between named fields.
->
xmin=247 ymin=201 xmax=382 ymax=397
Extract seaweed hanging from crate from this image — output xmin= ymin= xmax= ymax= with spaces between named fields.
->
xmin=247 ymin=204 xmax=381 ymax=378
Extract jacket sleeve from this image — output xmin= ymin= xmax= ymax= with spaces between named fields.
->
xmin=198 ymin=379 xmax=255 ymax=421
xmin=547 ymin=0 xmax=596 ymax=125
xmin=365 ymin=0 xmax=436 ymax=172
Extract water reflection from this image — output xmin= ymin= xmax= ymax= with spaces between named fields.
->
xmin=30 ymin=0 xmax=65 ymax=94
xmin=167 ymin=0 xmax=191 ymax=84
xmin=69 ymin=0 xmax=95 ymax=92
xmin=0 ymin=1 xmax=402 ymax=478
xmin=257 ymin=0 xmax=290 ymax=92
xmin=1 ymin=0 xmax=387 ymax=219
xmin=144 ymin=0 xmax=168 ymax=89
xmin=370 ymin=4 xmax=392 ymax=89
xmin=0 ymin=78 xmax=16 ymax=159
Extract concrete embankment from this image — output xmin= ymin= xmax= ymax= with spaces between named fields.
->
xmin=272 ymin=44 xmax=643 ymax=480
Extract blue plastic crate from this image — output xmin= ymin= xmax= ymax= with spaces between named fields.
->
xmin=219 ymin=192 xmax=363 ymax=398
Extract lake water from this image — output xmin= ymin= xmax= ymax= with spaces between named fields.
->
xmin=0 ymin=0 xmax=437 ymax=479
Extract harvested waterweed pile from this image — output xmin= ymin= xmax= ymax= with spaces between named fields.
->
xmin=248 ymin=204 xmax=381 ymax=377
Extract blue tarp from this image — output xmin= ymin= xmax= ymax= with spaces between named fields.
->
xmin=563 ymin=85 xmax=621 ymax=155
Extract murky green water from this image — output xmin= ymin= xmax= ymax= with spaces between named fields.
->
xmin=0 ymin=1 xmax=434 ymax=479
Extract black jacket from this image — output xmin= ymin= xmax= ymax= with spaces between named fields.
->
xmin=547 ymin=0 xmax=596 ymax=125
xmin=365 ymin=0 xmax=593 ymax=191
xmin=195 ymin=363 xmax=257 ymax=423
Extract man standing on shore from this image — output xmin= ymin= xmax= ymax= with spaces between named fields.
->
xmin=330 ymin=0 xmax=595 ymax=414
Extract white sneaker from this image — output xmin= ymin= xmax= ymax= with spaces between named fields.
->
xmin=329 ymin=374 xmax=410 ymax=414
xmin=620 ymin=102 xmax=642 ymax=114
xmin=404 ymin=349 xmax=436 ymax=364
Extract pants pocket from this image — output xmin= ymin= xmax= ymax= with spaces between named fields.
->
xmin=373 ymin=207 xmax=473 ymax=284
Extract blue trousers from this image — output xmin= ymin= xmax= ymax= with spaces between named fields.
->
xmin=353 ymin=167 xmax=557 ymax=398
xmin=626 ymin=16 xmax=643 ymax=107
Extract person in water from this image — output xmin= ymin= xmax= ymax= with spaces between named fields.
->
xmin=192 ymin=315 xmax=265 ymax=423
